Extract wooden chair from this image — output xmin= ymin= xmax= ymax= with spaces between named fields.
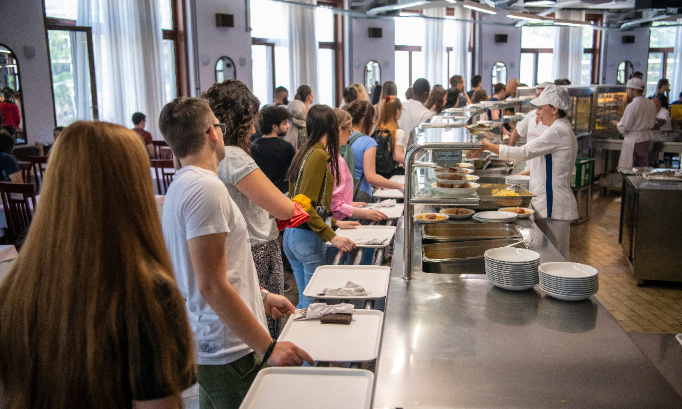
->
xmin=152 ymin=140 xmax=168 ymax=159
xmin=151 ymin=159 xmax=175 ymax=194
xmin=17 ymin=161 xmax=32 ymax=184
xmin=0 ymin=182 xmax=37 ymax=245
xmin=158 ymin=146 xmax=173 ymax=159
xmin=27 ymin=156 xmax=48 ymax=192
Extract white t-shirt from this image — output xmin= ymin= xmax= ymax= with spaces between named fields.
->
xmin=656 ymin=109 xmax=672 ymax=131
xmin=162 ymin=165 xmax=267 ymax=365
xmin=515 ymin=110 xmax=548 ymax=144
xmin=398 ymin=99 xmax=433 ymax=136
xmin=617 ymin=96 xmax=657 ymax=143
xmin=395 ymin=128 xmax=408 ymax=147
xmin=218 ymin=146 xmax=279 ymax=246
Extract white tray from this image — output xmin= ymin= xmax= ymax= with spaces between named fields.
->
xmin=373 ymin=188 xmax=403 ymax=199
xmin=334 ymin=225 xmax=396 ymax=248
xmin=389 ymin=174 xmax=405 ymax=184
xmin=303 ymin=265 xmax=390 ymax=300
xmin=367 ymin=204 xmax=403 ymax=219
xmin=279 ymin=309 xmax=384 ymax=362
xmin=239 ymin=367 xmax=374 ymax=409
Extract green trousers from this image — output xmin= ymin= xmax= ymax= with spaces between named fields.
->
xmin=197 ymin=352 xmax=265 ymax=409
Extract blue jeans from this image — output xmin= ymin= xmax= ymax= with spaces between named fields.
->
xmin=283 ymin=227 xmax=325 ymax=308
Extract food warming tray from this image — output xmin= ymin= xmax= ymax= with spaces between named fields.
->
xmin=422 ymin=222 xmax=522 ymax=243
xmin=422 ymin=238 xmax=526 ymax=275
xmin=239 ymin=367 xmax=374 ymax=409
xmin=476 ymin=183 xmax=534 ymax=210
xmin=303 ymin=265 xmax=390 ymax=300
xmin=278 ymin=310 xmax=384 ymax=362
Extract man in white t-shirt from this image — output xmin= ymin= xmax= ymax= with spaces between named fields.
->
xmin=398 ymin=78 xmax=434 ymax=137
xmin=158 ymin=97 xmax=312 ymax=409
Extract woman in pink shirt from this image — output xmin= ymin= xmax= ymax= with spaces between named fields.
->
xmin=331 ymin=109 xmax=388 ymax=222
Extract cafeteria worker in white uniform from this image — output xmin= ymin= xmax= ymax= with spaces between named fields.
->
xmin=611 ymin=78 xmax=657 ymax=170
xmin=470 ymin=84 xmax=578 ymax=261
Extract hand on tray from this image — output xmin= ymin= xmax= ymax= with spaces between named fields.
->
xmin=330 ymin=235 xmax=356 ymax=252
xmin=263 ymin=293 xmax=296 ymax=320
xmin=336 ymin=220 xmax=360 ymax=229
xmin=268 ymin=341 xmax=314 ymax=366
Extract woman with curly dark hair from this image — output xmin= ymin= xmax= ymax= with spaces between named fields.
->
xmin=202 ymin=80 xmax=295 ymax=338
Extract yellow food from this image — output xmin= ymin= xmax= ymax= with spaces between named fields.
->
xmin=493 ymin=190 xmax=521 ymax=197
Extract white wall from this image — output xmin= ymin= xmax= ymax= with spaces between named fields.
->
xmin=349 ymin=17 xmax=395 ymax=86
xmin=479 ymin=14 xmax=521 ymax=94
xmin=601 ymin=27 xmax=650 ymax=85
xmin=191 ymin=0 xmax=253 ymax=94
xmin=0 ymin=0 xmax=55 ymax=143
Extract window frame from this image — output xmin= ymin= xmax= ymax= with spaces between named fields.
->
xmin=162 ymin=0 xmax=189 ymax=97
xmin=394 ymin=45 xmax=422 ymax=87
xmin=44 ymin=18 xmax=100 ymax=123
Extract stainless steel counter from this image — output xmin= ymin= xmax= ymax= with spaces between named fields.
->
xmin=372 ymin=217 xmax=682 ymax=408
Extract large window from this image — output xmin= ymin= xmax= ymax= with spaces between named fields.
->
xmin=520 ymin=26 xmax=555 ymax=87
xmin=394 ymin=16 xmax=425 ymax=98
xmin=647 ymin=24 xmax=676 ymax=97
xmin=316 ymin=7 xmax=335 ymax=107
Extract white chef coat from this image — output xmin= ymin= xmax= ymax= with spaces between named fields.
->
xmin=656 ymin=108 xmax=672 ymax=131
xmin=499 ymin=117 xmax=578 ymax=221
xmin=398 ymin=99 xmax=433 ymax=137
xmin=617 ymin=96 xmax=657 ymax=169
xmin=515 ymin=109 xmax=548 ymax=143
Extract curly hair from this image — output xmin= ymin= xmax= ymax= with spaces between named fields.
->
xmin=201 ymin=80 xmax=260 ymax=153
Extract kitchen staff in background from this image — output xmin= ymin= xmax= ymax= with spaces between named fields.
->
xmin=469 ymin=85 xmax=578 ymax=261
xmin=611 ymin=78 xmax=657 ymax=170
xmin=507 ymin=81 xmax=553 ymax=151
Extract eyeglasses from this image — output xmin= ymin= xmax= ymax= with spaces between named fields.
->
xmin=207 ymin=123 xmax=227 ymax=134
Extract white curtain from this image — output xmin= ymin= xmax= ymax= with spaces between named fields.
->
xmin=450 ymin=6 xmax=471 ymax=86
xmin=78 ymin=0 xmax=165 ymax=138
xmin=286 ymin=0 xmax=318 ymax=103
xmin=423 ymin=7 xmax=445 ymax=86
xmin=671 ymin=19 xmax=682 ymax=104
xmin=70 ymin=31 xmax=93 ymax=121
xmin=552 ymin=9 xmax=585 ymax=85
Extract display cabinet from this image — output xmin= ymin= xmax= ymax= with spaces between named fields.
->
xmin=566 ymin=86 xmax=594 ymax=138
xmin=591 ymin=85 xmax=627 ymax=139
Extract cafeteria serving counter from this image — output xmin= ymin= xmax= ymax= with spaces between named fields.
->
xmin=371 ymin=217 xmax=682 ymax=408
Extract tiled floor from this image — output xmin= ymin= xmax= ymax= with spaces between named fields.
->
xmin=570 ymin=191 xmax=682 ymax=334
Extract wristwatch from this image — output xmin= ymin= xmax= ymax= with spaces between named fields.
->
xmin=260 ymin=287 xmax=269 ymax=301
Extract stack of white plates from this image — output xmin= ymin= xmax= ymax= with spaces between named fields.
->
xmin=539 ymin=262 xmax=599 ymax=301
xmin=484 ymin=247 xmax=540 ymax=291
xmin=473 ymin=211 xmax=517 ymax=223
xmin=505 ymin=175 xmax=530 ymax=190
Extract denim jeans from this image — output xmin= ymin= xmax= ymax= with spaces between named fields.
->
xmin=283 ymin=227 xmax=325 ymax=308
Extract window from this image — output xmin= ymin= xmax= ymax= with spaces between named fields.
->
xmin=395 ymin=16 xmax=425 ymax=98
xmin=581 ymin=27 xmax=593 ymax=86
xmin=316 ymin=7 xmax=335 ymax=107
xmin=520 ymin=26 xmax=554 ymax=86
xmin=647 ymin=24 xmax=676 ymax=97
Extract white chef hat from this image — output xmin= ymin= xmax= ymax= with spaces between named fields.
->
xmin=530 ymin=84 xmax=571 ymax=111
xmin=625 ymin=78 xmax=646 ymax=91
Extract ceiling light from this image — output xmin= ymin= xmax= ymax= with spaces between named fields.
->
xmin=554 ymin=19 xmax=591 ymax=27
xmin=506 ymin=11 xmax=547 ymax=22
xmin=463 ymin=1 xmax=497 ymax=14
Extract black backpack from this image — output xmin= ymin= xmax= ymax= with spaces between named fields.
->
xmin=370 ymin=128 xmax=397 ymax=179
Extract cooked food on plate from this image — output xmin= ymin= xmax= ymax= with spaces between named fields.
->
xmin=441 ymin=207 xmax=473 ymax=215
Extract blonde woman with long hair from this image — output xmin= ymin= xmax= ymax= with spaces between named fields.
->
xmin=350 ymin=83 xmax=369 ymax=102
xmin=374 ymin=96 xmax=407 ymax=168
xmin=0 ymin=121 xmax=196 ymax=408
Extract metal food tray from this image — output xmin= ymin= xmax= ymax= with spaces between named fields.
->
xmin=476 ymin=183 xmax=534 ymax=210
xmin=422 ymin=222 xmax=522 ymax=243
xmin=422 ymin=238 xmax=525 ymax=275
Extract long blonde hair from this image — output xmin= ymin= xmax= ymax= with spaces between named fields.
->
xmin=375 ymin=96 xmax=402 ymax=149
xmin=350 ymin=83 xmax=369 ymax=102
xmin=0 ymin=121 xmax=195 ymax=408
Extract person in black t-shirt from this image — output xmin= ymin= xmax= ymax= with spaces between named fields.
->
xmin=251 ymin=105 xmax=295 ymax=193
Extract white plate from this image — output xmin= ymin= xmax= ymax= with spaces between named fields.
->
xmin=414 ymin=213 xmax=449 ymax=223
xmin=413 ymin=161 xmax=438 ymax=168
xmin=490 ymin=282 xmax=537 ymax=291
xmin=303 ymin=265 xmax=390 ymax=300
xmin=239 ymin=367 xmax=374 ymax=409
xmin=434 ymin=173 xmax=467 ymax=183
xmin=539 ymin=262 xmax=598 ymax=279
xmin=333 ymin=225 xmax=396 ymax=248
xmin=439 ymin=208 xmax=475 ymax=219
xmin=498 ymin=207 xmax=534 ymax=218
xmin=373 ymin=188 xmax=403 ymax=199
xmin=485 ymin=247 xmax=540 ymax=263
xmin=474 ymin=211 xmax=519 ymax=222
xmin=541 ymin=286 xmax=594 ymax=301
xmin=454 ymin=162 xmax=473 ymax=168
xmin=432 ymin=182 xmax=479 ymax=197
xmin=278 ymin=310 xmax=384 ymax=362
xmin=434 ymin=167 xmax=475 ymax=175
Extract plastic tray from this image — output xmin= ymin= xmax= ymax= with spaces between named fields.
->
xmin=368 ymin=204 xmax=403 ymax=219
xmin=389 ymin=174 xmax=405 ymax=184
xmin=373 ymin=188 xmax=403 ymax=199
xmin=303 ymin=265 xmax=390 ymax=300
xmin=333 ymin=225 xmax=396 ymax=248
xmin=239 ymin=367 xmax=374 ymax=409
xmin=278 ymin=309 xmax=384 ymax=362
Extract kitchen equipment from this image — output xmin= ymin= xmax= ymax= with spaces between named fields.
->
xmin=423 ymin=222 xmax=522 ymax=243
